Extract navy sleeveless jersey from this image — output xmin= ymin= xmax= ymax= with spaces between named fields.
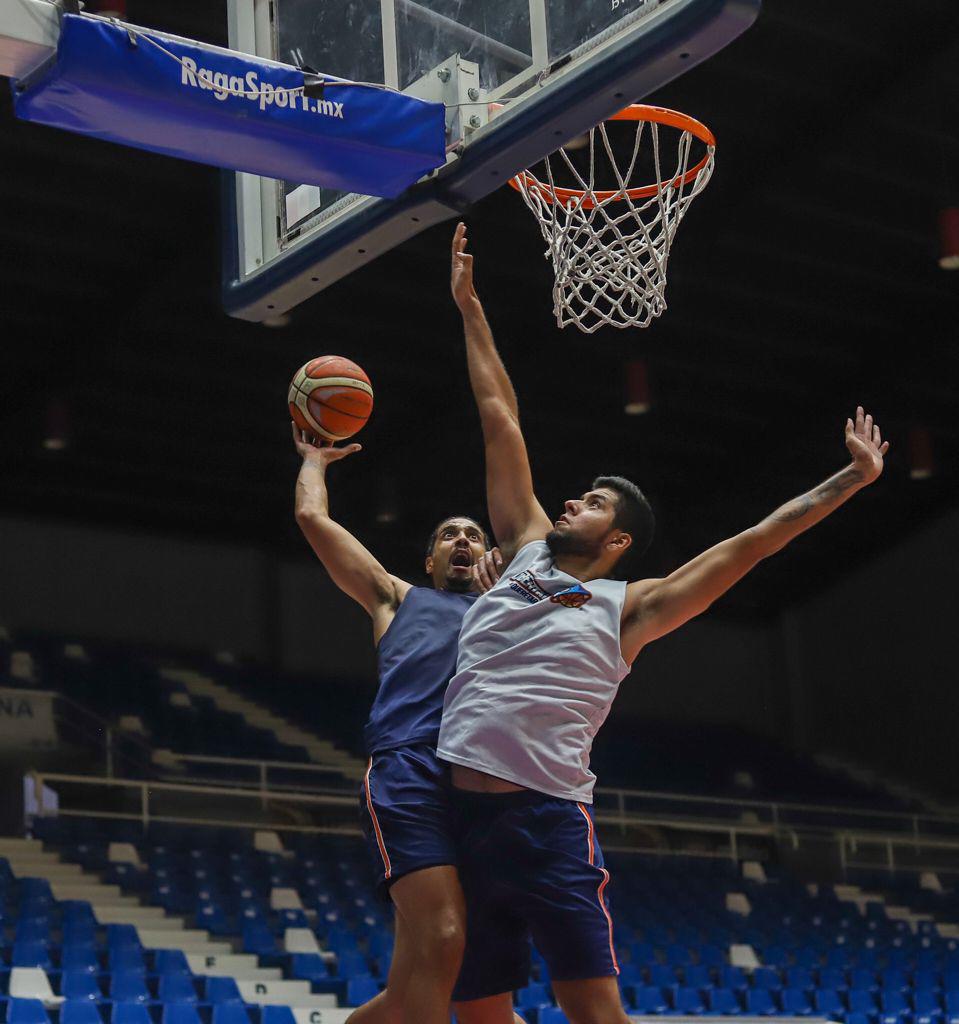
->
xmin=364 ymin=587 xmax=477 ymax=754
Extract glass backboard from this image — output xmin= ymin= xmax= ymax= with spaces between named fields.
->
xmin=223 ymin=0 xmax=760 ymax=321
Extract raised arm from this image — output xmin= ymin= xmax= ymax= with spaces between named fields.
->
xmin=451 ymin=223 xmax=552 ymax=560
xmin=621 ymin=407 xmax=890 ymax=663
xmin=292 ymin=425 xmax=410 ymax=641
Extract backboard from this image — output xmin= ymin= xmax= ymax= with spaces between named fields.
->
xmin=223 ymin=0 xmax=760 ymax=321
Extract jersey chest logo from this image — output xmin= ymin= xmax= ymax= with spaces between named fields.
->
xmin=507 ymin=570 xmax=593 ymax=609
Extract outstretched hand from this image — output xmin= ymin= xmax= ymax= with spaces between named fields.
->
xmin=845 ymin=405 xmax=889 ymax=484
xmin=451 ymin=222 xmax=480 ymax=314
xmin=291 ymin=422 xmax=361 ymax=465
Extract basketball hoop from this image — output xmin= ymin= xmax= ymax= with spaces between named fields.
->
xmin=508 ymin=104 xmax=716 ymax=333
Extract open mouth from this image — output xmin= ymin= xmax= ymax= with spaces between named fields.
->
xmin=450 ymin=550 xmax=472 ymax=569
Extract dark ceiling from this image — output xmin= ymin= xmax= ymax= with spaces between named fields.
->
xmin=1 ymin=0 xmax=957 ymax=622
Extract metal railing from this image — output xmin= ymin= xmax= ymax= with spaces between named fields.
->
xmin=28 ymin=768 xmax=959 ymax=876
xmin=155 ymin=751 xmax=360 ymax=796
xmin=153 ymin=751 xmax=959 ymax=847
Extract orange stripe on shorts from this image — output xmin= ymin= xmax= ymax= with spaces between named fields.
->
xmin=578 ymin=802 xmax=619 ymax=974
xmin=364 ymin=757 xmax=392 ymax=879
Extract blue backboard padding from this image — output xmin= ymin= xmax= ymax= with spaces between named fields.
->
xmin=14 ymin=15 xmax=446 ymax=199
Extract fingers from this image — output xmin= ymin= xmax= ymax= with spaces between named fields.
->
xmin=452 ymin=221 xmax=466 ymax=259
xmin=327 ymin=442 xmax=362 ymax=461
xmin=474 ymin=551 xmax=494 ymax=592
xmin=855 ymin=405 xmax=865 ymax=437
xmin=879 ymin=441 xmax=890 ymax=455
xmin=489 ymin=546 xmax=504 ymax=583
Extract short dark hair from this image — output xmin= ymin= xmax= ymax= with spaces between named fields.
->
xmin=425 ymin=516 xmax=490 ymax=559
xmin=592 ymin=475 xmax=655 ymax=580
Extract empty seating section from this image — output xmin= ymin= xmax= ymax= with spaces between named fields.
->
xmin=5 ymin=821 xmax=959 ymax=1024
xmin=0 ymin=628 xmax=921 ymax=806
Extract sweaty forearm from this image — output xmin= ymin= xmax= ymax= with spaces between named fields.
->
xmin=294 ymin=458 xmax=331 ymax=522
xmin=462 ymin=304 xmax=520 ymax=420
xmin=749 ymin=462 xmax=866 ymax=557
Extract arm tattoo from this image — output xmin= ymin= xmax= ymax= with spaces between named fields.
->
xmin=813 ymin=466 xmax=864 ymax=504
xmin=770 ymin=466 xmax=864 ymax=524
xmin=771 ymin=494 xmax=813 ymax=522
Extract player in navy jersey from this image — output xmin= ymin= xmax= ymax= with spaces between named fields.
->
xmin=445 ymin=223 xmax=890 ymax=1024
xmin=292 ymin=426 xmax=519 ymax=1024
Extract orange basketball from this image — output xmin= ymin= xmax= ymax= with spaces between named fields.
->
xmin=288 ymin=355 xmax=374 ymax=442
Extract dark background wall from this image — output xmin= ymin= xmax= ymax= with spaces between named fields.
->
xmin=796 ymin=505 xmax=959 ymax=799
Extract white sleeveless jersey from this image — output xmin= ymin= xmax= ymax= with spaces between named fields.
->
xmin=436 ymin=540 xmax=630 ymax=803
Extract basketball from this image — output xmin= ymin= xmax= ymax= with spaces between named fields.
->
xmin=288 ymin=356 xmax=374 ymax=442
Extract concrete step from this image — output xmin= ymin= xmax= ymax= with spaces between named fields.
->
xmin=7 ymin=861 xmax=86 ymax=878
xmin=139 ymin=930 xmax=230 ymax=954
xmin=186 ymin=954 xmax=281 ymax=980
xmin=0 ymin=838 xmax=44 ymax=855
xmin=93 ymin=906 xmax=177 ymax=925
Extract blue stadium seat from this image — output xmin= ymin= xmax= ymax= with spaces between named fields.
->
xmin=915 ymin=971 xmax=943 ymax=993
xmin=673 ymin=987 xmax=706 ymax=1014
xmin=633 ymin=986 xmax=669 ymax=1014
xmin=11 ymin=944 xmax=52 ymax=971
xmin=786 ymin=969 xmax=814 ymax=991
xmin=849 ymin=989 xmax=879 ymax=1017
xmin=914 ymin=989 xmax=943 ymax=1024
xmin=516 ymin=984 xmax=551 ymax=1011
xmin=61 ymin=948 xmax=99 ymax=974
xmin=289 ymin=954 xmax=329 ymax=982
xmin=685 ymin=966 xmax=713 ymax=989
xmin=781 ymin=988 xmax=812 ymax=1015
xmin=336 ymin=952 xmax=369 ymax=977
xmin=882 ymin=972 xmax=910 ymax=994
xmin=7 ymin=1000 xmax=51 ymax=1024
xmin=205 ymin=978 xmax=242 ymax=1004
xmin=15 ymin=922 xmax=50 ymax=944
xmin=259 ymin=1008 xmax=296 ymax=1024
xmin=158 ymin=976 xmax=197 ymax=1003
xmin=943 ymin=991 xmax=959 ymax=1024
xmin=346 ymin=977 xmax=381 ymax=1008
xmin=61 ymin=1002 xmax=105 ymax=1024
xmin=241 ymin=923 xmax=277 ymax=956
xmin=109 ymin=949 xmax=146 ymax=974
xmin=632 ymin=943 xmax=657 ymax=965
xmin=853 ymin=970 xmax=880 ymax=992
xmin=649 ymin=966 xmax=679 ymax=989
xmin=722 ymin=968 xmax=748 ymax=992
xmin=819 ymin=968 xmax=848 ymax=991
xmin=744 ymin=989 xmax=777 ymax=1015
xmin=110 ymin=973 xmax=150 ymax=1003
xmin=879 ymin=990 xmax=910 ymax=1024
xmin=706 ymin=988 xmax=741 ymax=1015
xmin=814 ymin=989 xmax=844 ymax=1017
xmin=751 ymin=968 xmax=782 ymax=991
xmin=60 ymin=972 xmax=102 ymax=1001
xmin=106 ymin=926 xmax=141 ymax=950
xmin=666 ymin=946 xmax=691 ymax=968
xmin=155 ymin=951 xmax=191 ymax=976
xmin=211 ymin=1007 xmax=252 ymax=1024
xmin=161 ymin=1006 xmax=203 ymax=1024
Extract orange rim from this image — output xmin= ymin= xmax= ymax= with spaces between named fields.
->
xmin=506 ymin=104 xmax=715 ymax=210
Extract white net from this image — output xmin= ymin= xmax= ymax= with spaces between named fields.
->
xmin=513 ymin=107 xmax=716 ymax=333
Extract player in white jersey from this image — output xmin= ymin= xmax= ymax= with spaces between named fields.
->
xmin=439 ymin=223 xmax=890 ymax=1024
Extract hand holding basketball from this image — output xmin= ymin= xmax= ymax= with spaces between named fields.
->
xmin=291 ymin=423 xmax=361 ymax=464
xmin=844 ymin=405 xmax=890 ymax=485
xmin=288 ymin=355 xmax=374 ymax=442
xmin=451 ymin=222 xmax=480 ymax=314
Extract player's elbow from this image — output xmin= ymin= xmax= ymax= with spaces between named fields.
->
xmin=295 ymin=507 xmax=330 ymax=532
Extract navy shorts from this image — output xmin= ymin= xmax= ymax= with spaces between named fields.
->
xmin=451 ymin=789 xmax=620 ymax=1002
xmin=359 ymin=744 xmax=457 ymax=902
